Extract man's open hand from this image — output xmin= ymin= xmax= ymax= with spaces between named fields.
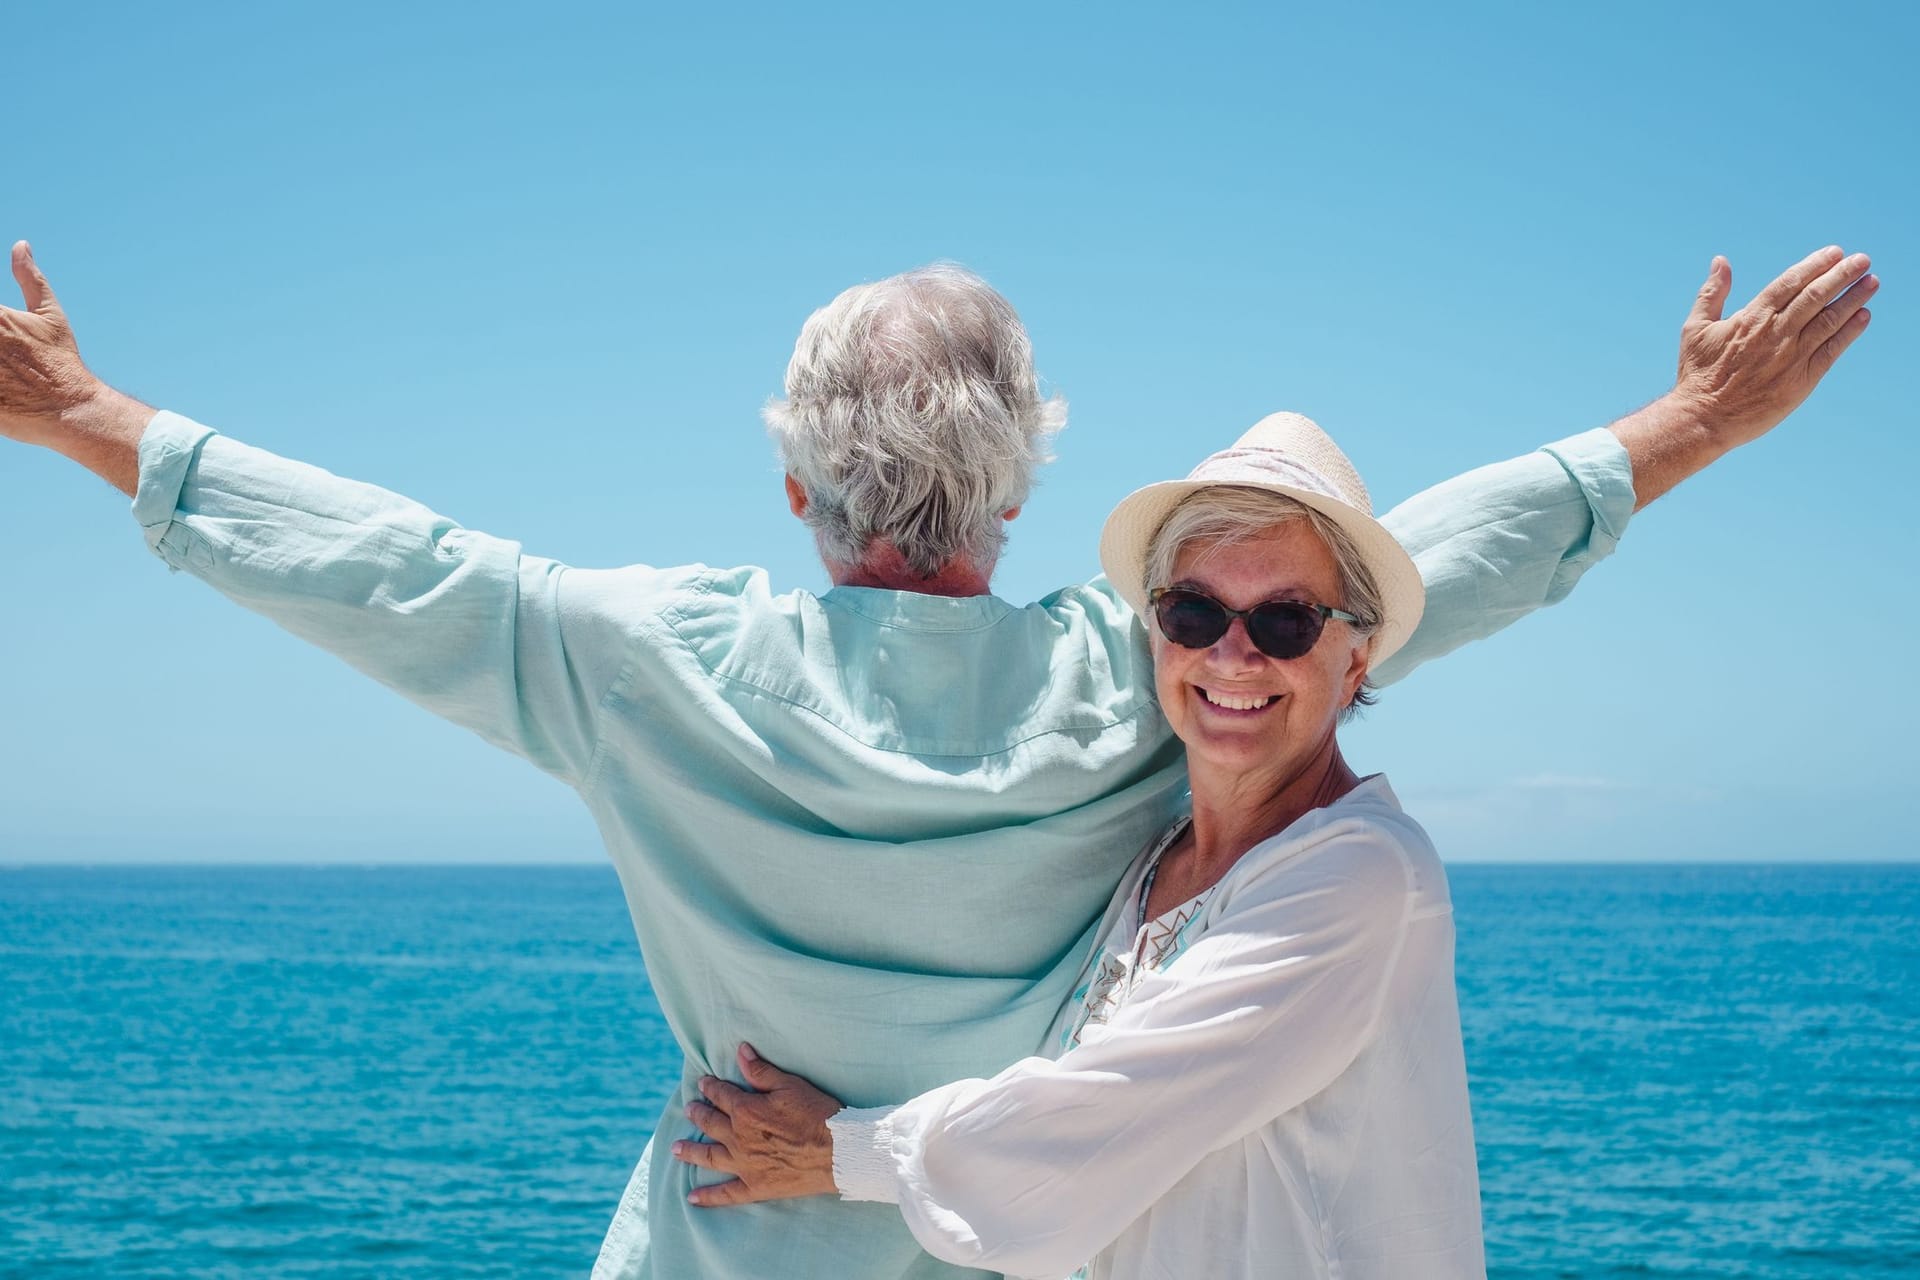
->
xmin=1674 ymin=246 xmax=1876 ymax=448
xmin=0 ymin=241 xmax=104 ymax=448
xmin=1612 ymin=246 xmax=1879 ymax=508
xmin=0 ymin=240 xmax=153 ymax=494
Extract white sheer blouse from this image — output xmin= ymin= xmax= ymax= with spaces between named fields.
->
xmin=828 ymin=776 xmax=1486 ymax=1280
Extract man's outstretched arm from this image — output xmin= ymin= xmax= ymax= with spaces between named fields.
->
xmin=1372 ymin=245 xmax=1876 ymax=687
xmin=0 ymin=241 xmax=649 ymax=787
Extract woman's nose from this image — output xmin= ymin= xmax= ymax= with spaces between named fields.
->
xmin=1205 ymin=618 xmax=1265 ymax=668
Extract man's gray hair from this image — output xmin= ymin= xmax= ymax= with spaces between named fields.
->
xmin=764 ymin=264 xmax=1066 ymax=577
xmin=1145 ymin=486 xmax=1386 ymax=715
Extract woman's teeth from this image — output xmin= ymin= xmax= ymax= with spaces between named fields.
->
xmin=1200 ymin=688 xmax=1275 ymax=712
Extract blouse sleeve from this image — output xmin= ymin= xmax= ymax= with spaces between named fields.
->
xmin=827 ymin=817 xmax=1419 ymax=1279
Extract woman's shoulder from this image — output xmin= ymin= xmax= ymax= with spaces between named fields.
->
xmin=1224 ymin=776 xmax=1452 ymax=917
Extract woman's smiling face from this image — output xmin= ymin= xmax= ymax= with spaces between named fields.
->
xmin=1151 ymin=520 xmax=1371 ymax=783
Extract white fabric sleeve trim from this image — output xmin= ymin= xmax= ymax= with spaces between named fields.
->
xmin=829 ymin=1105 xmax=905 ymax=1203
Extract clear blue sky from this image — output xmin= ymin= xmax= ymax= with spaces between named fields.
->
xmin=2 ymin=1 xmax=1911 ymax=862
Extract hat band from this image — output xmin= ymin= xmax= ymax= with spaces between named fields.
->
xmin=1185 ymin=448 xmax=1356 ymax=509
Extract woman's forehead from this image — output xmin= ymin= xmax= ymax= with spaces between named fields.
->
xmin=1170 ymin=524 xmax=1340 ymax=598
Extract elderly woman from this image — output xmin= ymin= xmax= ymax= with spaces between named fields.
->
xmin=669 ymin=412 xmax=1483 ymax=1280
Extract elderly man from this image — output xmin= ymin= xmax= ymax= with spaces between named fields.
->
xmin=0 ymin=241 xmax=1875 ymax=1280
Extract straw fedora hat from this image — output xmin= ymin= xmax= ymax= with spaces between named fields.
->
xmin=1098 ymin=412 xmax=1426 ymax=666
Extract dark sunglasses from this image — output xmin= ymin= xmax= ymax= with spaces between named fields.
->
xmin=1148 ymin=587 xmax=1360 ymax=661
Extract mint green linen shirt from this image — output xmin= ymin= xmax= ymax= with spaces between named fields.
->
xmin=131 ymin=412 xmax=1634 ymax=1280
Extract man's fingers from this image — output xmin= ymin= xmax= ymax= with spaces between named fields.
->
xmin=8 ymin=241 xmax=35 ymax=306
xmin=1800 ymin=273 xmax=1879 ymax=345
xmin=1809 ymin=307 xmax=1871 ymax=378
xmin=686 ymin=1098 xmax=736 ymax=1146
xmin=9 ymin=241 xmax=63 ymax=320
xmin=1784 ymin=253 xmax=1871 ymax=331
xmin=1687 ymin=256 xmax=1731 ymax=326
xmin=1752 ymin=245 xmax=1846 ymax=314
xmin=688 ymin=1178 xmax=763 ymax=1208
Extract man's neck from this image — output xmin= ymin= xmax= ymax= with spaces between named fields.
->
xmin=826 ymin=544 xmax=995 ymax=598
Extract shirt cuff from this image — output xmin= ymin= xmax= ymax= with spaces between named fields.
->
xmin=1540 ymin=426 xmax=1636 ymax=556
xmin=829 ymin=1105 xmax=904 ymax=1204
xmin=130 ymin=411 xmax=217 ymax=565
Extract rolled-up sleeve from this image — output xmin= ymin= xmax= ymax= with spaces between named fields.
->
xmin=131 ymin=411 xmax=646 ymax=788
xmin=1372 ymin=427 xmax=1636 ymax=687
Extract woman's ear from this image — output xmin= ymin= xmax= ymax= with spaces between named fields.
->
xmin=785 ymin=475 xmax=809 ymax=518
xmin=1341 ymin=641 xmax=1370 ymax=708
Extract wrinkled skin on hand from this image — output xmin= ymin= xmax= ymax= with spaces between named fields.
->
xmin=0 ymin=241 xmax=104 ymax=448
xmin=1673 ymin=246 xmax=1875 ymax=447
xmin=672 ymin=1044 xmax=845 ymax=1207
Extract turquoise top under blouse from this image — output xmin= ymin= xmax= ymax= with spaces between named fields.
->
xmin=131 ymin=411 xmax=1634 ymax=1280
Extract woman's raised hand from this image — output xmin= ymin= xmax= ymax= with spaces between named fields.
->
xmin=674 ymin=1043 xmax=844 ymax=1206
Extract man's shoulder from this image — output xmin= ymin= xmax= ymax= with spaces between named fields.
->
xmin=555 ymin=566 xmax=1152 ymax=667
xmin=642 ymin=568 xmax=1144 ymax=639
xmin=611 ymin=568 xmax=1165 ymax=760
xmin=1035 ymin=575 xmax=1139 ymax=628
xmin=553 ymin=561 xmax=737 ymax=633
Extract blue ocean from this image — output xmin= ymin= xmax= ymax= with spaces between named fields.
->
xmin=3 ymin=863 xmax=1915 ymax=1279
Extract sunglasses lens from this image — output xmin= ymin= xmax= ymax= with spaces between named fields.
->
xmin=1247 ymin=602 xmax=1325 ymax=660
xmin=1153 ymin=591 xmax=1230 ymax=649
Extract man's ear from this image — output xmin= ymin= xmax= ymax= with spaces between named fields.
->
xmin=785 ymin=475 xmax=809 ymax=518
xmin=1002 ymin=505 xmax=1022 ymax=522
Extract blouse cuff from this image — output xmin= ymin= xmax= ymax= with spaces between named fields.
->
xmin=828 ymin=1105 xmax=904 ymax=1203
